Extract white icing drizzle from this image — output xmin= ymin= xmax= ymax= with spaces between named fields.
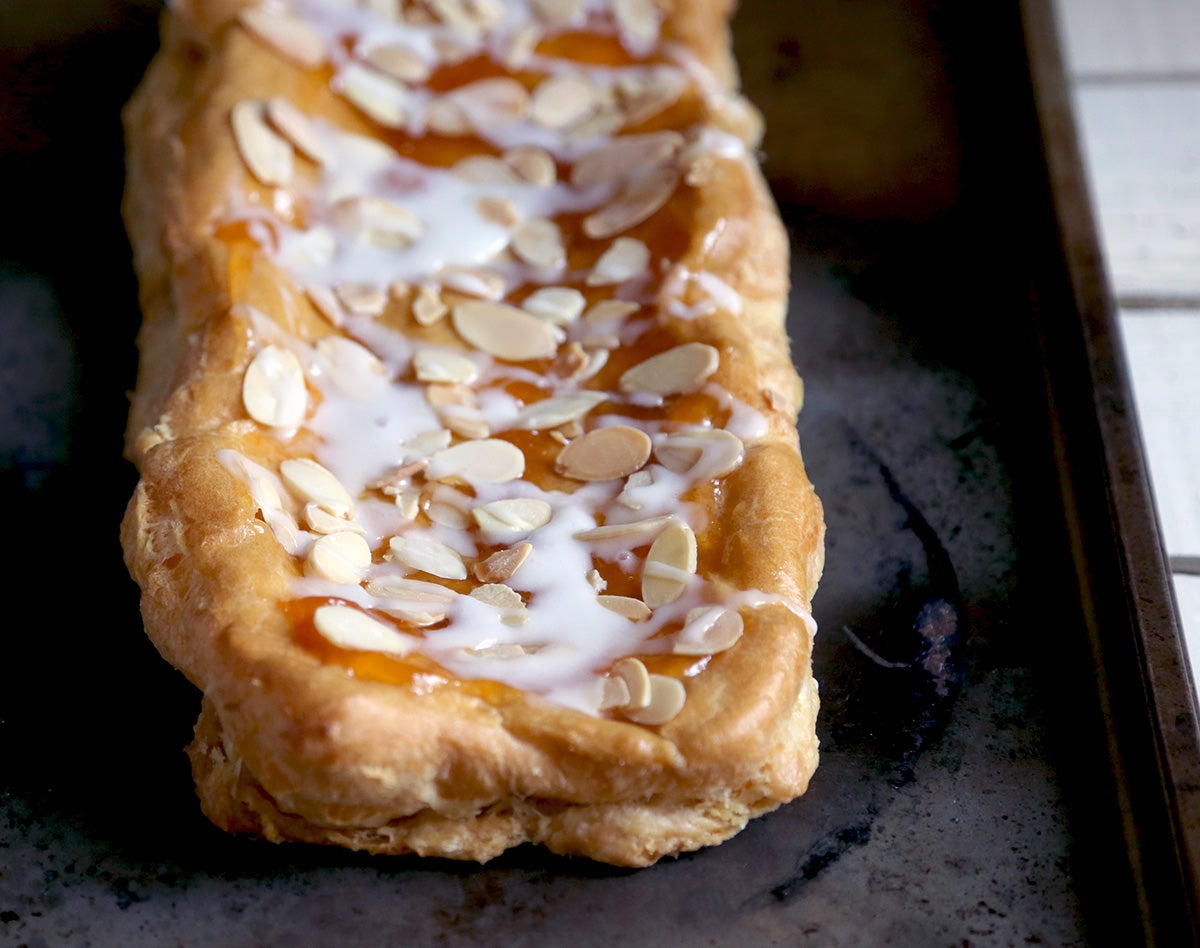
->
xmin=216 ymin=0 xmax=815 ymax=716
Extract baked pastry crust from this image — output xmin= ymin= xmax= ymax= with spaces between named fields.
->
xmin=121 ymin=0 xmax=825 ymax=867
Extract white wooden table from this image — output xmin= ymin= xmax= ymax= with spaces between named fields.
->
xmin=1052 ymin=0 xmax=1200 ymax=690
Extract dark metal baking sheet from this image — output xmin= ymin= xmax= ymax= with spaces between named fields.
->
xmin=2 ymin=1 xmax=1198 ymax=944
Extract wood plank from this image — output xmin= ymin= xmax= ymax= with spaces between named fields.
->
xmin=1071 ymin=83 xmax=1200 ymax=300
xmin=1052 ymin=0 xmax=1200 ymax=76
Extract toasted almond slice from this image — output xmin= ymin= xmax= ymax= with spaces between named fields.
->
xmin=333 ymin=195 xmax=423 ymax=250
xmin=314 ymin=605 xmax=415 ymax=655
xmin=504 ymin=146 xmax=557 ymax=186
xmin=262 ymin=506 xmax=304 ymax=555
xmin=264 ymin=96 xmax=330 ymax=166
xmin=306 ymin=284 xmax=345 ymax=326
xmin=513 ymin=391 xmax=606 ymax=430
xmin=476 ymin=195 xmax=521 ymax=227
xmin=388 ymin=534 xmax=468 ymax=580
xmin=474 ymin=542 xmax=533 ymax=583
xmin=243 ymin=344 xmax=307 ymax=428
xmin=377 ymin=602 xmax=447 ymax=626
xmin=521 ymin=286 xmax=586 ymax=325
xmin=412 ymin=283 xmax=449 ymax=325
xmin=413 ymin=348 xmax=479 ymax=384
xmin=429 ymin=0 xmax=486 ymax=34
xmin=400 ymin=428 xmax=453 ymax=463
xmin=502 ymin=21 xmax=542 ymax=70
xmin=425 ymin=95 xmax=472 ymax=135
xmin=570 ymin=131 xmax=683 ymax=188
xmin=674 ymin=606 xmax=745 ymax=655
xmin=473 ymin=498 xmax=552 ymax=537
xmin=530 ymin=73 xmax=598 ymax=128
xmin=427 ymin=439 xmax=526 ymax=484
xmin=625 ymin=674 xmax=686 ymax=725
xmin=452 ymin=154 xmax=523 ymax=184
xmin=315 ymin=335 xmax=388 ymax=398
xmin=583 ymin=166 xmax=678 ymax=239
xmin=533 ymin=0 xmax=584 ymax=22
xmin=466 ymin=642 xmax=531 ymax=659
xmin=428 ymin=496 xmax=471 ymax=529
xmin=366 ymin=575 xmax=458 ymax=603
xmin=618 ymin=67 xmax=687 ymax=127
xmin=448 ymin=77 xmax=529 ymax=129
xmin=612 ymin=0 xmax=661 ymax=49
xmin=238 ymin=6 xmax=327 ymax=69
xmin=656 ymin=428 xmax=744 ymax=478
xmin=439 ymin=265 xmax=506 ymax=300
xmin=619 ymin=342 xmax=719 ymax=395
xmin=554 ymin=342 xmax=608 ymax=382
xmin=556 ymin=425 xmax=652 ymax=481
xmin=306 ymin=531 xmax=372 ymax=584
xmin=599 ymin=673 xmax=632 ymax=710
xmin=642 ymin=520 xmax=697 ymax=608
xmin=280 ymin=457 xmax=355 ymax=517
xmin=573 ymin=514 xmax=673 ymax=543
xmin=335 ymin=282 xmax=388 ymax=317
xmin=394 ymin=487 xmax=421 ymax=520
xmin=303 ymin=502 xmax=366 ymax=535
xmin=587 ymin=237 xmax=650 ymax=286
xmin=338 ymin=62 xmax=410 ymax=127
xmin=231 ymin=100 xmax=293 ymax=187
xmin=361 ymin=42 xmax=431 ymax=83
xmin=612 ymin=657 xmax=651 ymax=710
xmin=451 ymin=300 xmax=561 ymax=361
xmin=510 ymin=217 xmax=566 ymax=269
xmin=597 ymin=595 xmax=652 ymax=622
xmin=617 ymin=468 xmax=654 ymax=509
xmin=470 ymin=583 xmax=525 ymax=610
xmin=587 ymin=568 xmax=607 ymax=592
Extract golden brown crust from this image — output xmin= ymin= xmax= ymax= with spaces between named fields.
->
xmin=121 ymin=0 xmax=824 ymax=867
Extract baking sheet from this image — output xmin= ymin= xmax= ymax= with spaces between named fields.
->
xmin=2 ymin=0 xmax=1198 ymax=944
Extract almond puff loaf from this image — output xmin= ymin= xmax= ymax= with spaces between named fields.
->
xmin=120 ymin=0 xmax=826 ymax=868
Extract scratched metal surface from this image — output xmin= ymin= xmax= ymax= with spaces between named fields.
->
xmin=0 ymin=1 xmax=1186 ymax=945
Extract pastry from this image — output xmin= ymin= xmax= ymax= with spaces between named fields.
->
xmin=120 ymin=0 xmax=825 ymax=867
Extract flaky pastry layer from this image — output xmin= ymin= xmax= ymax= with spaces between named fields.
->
xmin=121 ymin=0 xmax=825 ymax=866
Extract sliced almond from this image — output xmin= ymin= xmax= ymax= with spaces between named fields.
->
xmin=513 ymin=391 xmax=605 ymax=430
xmin=532 ymin=0 xmax=584 ymax=22
xmin=303 ymin=502 xmax=365 ymax=535
xmin=611 ymin=657 xmax=651 ymax=710
xmin=425 ymin=96 xmax=472 ymax=136
xmin=412 ymin=283 xmax=449 ymax=326
xmin=243 ymin=344 xmax=307 ymax=428
xmin=427 ymin=439 xmax=526 ymax=483
xmin=470 ymin=582 xmax=525 ymax=610
xmin=521 ymin=286 xmax=585 ymax=325
xmin=597 ymin=595 xmax=652 ymax=622
xmin=530 ymin=73 xmax=598 ymax=128
xmin=472 ymin=498 xmax=553 ymax=536
xmin=452 ymin=154 xmax=523 ymax=184
xmin=656 ymin=428 xmax=744 ymax=478
xmin=366 ymin=575 xmax=458 ymax=603
xmin=624 ymin=674 xmax=686 ymax=725
xmin=238 ymin=6 xmax=327 ymax=69
xmin=400 ymin=428 xmax=453 ymax=463
xmin=502 ymin=21 xmax=542 ymax=70
xmin=333 ymin=195 xmax=423 ymax=250
xmin=338 ymin=62 xmax=410 ymax=127
xmin=314 ymin=605 xmax=414 ymax=655
xmin=617 ymin=468 xmax=654 ymax=509
xmin=587 ymin=236 xmax=650 ymax=286
xmin=674 ymin=606 xmax=745 ymax=655
xmin=571 ymin=131 xmax=683 ymax=188
xmin=504 ymin=146 xmax=557 ymax=186
xmin=335 ymin=282 xmax=388 ymax=317
xmin=598 ymin=673 xmax=632 ymax=711
xmin=618 ymin=67 xmax=687 ymax=127
xmin=413 ymin=348 xmax=479 ymax=384
xmin=265 ymin=96 xmax=330 ymax=166
xmin=641 ymin=520 xmax=697 ymax=608
xmin=555 ymin=425 xmax=652 ymax=481
xmin=439 ymin=265 xmax=506 ymax=300
xmin=306 ymin=284 xmax=345 ymax=326
xmin=573 ymin=514 xmax=673 ymax=543
xmin=510 ymin=217 xmax=566 ymax=270
xmin=231 ymin=100 xmax=293 ymax=187
xmin=280 ymin=457 xmax=355 ymax=517
xmin=388 ymin=533 xmax=468 ymax=580
xmin=582 ymin=166 xmax=678 ymax=239
xmin=426 ymin=384 xmax=491 ymax=440
xmin=476 ymin=195 xmax=521 ymax=227
xmin=446 ymin=77 xmax=529 ymax=131
xmin=427 ymin=493 xmax=471 ymax=529
xmin=360 ymin=42 xmax=431 ymax=83
xmin=314 ymin=335 xmax=388 ymax=400
xmin=451 ymin=300 xmax=561 ymax=362
xmin=619 ymin=342 xmax=719 ymax=395
xmin=306 ymin=530 xmax=373 ymax=584
xmin=474 ymin=542 xmax=533 ymax=583
xmin=587 ymin=568 xmax=607 ymax=592
xmin=612 ymin=0 xmax=661 ymax=50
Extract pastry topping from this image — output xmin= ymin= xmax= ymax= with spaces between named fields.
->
xmin=388 ymin=534 xmax=468 ymax=580
xmin=306 ymin=530 xmax=373 ymax=584
xmin=674 ymin=606 xmax=745 ymax=655
xmin=619 ymin=342 xmax=720 ymax=395
xmin=624 ymin=674 xmax=686 ymax=725
xmin=314 ymin=604 xmax=416 ymax=655
xmin=555 ymin=425 xmax=652 ymax=482
xmin=642 ymin=520 xmax=697 ymax=608
xmin=474 ymin=542 xmax=532 ymax=583
xmin=231 ymin=100 xmax=294 ymax=187
xmin=238 ymin=6 xmax=327 ymax=70
xmin=216 ymin=0 xmax=818 ymax=720
xmin=242 ymin=344 xmax=307 ymax=428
